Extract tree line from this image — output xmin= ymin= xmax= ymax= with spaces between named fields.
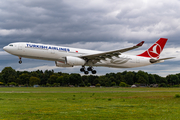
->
xmin=0 ymin=67 xmax=180 ymax=87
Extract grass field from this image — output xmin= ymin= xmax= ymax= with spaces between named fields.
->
xmin=0 ymin=87 xmax=180 ymax=120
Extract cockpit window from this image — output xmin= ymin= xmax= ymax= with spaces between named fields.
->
xmin=9 ymin=44 xmax=13 ymax=47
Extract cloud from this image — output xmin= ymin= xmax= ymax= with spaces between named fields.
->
xmin=0 ymin=0 xmax=180 ymax=76
xmin=1 ymin=0 xmax=180 ymax=45
xmin=0 ymin=51 xmax=8 ymax=55
xmin=0 ymin=29 xmax=32 ymax=36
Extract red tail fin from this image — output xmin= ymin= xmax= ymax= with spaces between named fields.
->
xmin=137 ymin=38 xmax=168 ymax=59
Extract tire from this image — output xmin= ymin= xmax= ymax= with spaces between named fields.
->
xmin=84 ymin=71 xmax=89 ymax=74
xmin=87 ymin=67 xmax=92 ymax=71
xmin=80 ymin=68 xmax=85 ymax=72
xmin=92 ymin=70 xmax=96 ymax=74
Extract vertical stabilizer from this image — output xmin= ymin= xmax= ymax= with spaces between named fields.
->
xmin=137 ymin=38 xmax=168 ymax=59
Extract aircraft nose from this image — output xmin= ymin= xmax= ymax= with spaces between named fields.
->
xmin=3 ymin=46 xmax=8 ymax=51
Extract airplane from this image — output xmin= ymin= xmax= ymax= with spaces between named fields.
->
xmin=3 ymin=38 xmax=175 ymax=74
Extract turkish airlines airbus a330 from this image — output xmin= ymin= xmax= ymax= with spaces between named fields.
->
xmin=3 ymin=38 xmax=174 ymax=74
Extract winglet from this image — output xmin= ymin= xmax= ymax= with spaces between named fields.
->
xmin=136 ymin=41 xmax=145 ymax=46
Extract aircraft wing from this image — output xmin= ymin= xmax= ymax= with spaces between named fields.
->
xmin=80 ymin=41 xmax=144 ymax=62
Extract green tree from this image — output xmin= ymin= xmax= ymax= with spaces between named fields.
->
xmin=125 ymin=72 xmax=135 ymax=85
xmin=69 ymin=73 xmax=81 ymax=85
xmin=62 ymin=74 xmax=70 ymax=86
xmin=98 ymin=76 xmax=107 ymax=86
xmin=17 ymin=73 xmax=30 ymax=85
xmin=48 ymin=74 xmax=59 ymax=84
xmin=111 ymin=82 xmax=116 ymax=86
xmin=29 ymin=76 xmax=41 ymax=86
xmin=43 ymin=70 xmax=54 ymax=85
xmin=121 ymin=71 xmax=127 ymax=75
xmin=93 ymin=78 xmax=100 ymax=85
xmin=8 ymin=75 xmax=16 ymax=83
xmin=116 ymin=72 xmax=125 ymax=84
xmin=56 ymin=76 xmax=64 ymax=85
xmin=136 ymin=71 xmax=149 ymax=84
xmin=87 ymin=75 xmax=98 ymax=85
xmin=1 ymin=67 xmax=17 ymax=84
xmin=148 ymin=74 xmax=156 ymax=84
xmin=137 ymin=76 xmax=146 ymax=84
xmin=176 ymin=73 xmax=180 ymax=81
xmin=160 ymin=77 xmax=167 ymax=84
xmin=31 ymin=71 xmax=39 ymax=77
xmin=153 ymin=74 xmax=161 ymax=84
xmin=104 ymin=78 xmax=111 ymax=87
xmin=106 ymin=73 xmax=116 ymax=78
xmin=82 ymin=75 xmax=88 ymax=85
xmin=0 ymin=73 xmax=5 ymax=83
xmin=166 ymin=75 xmax=179 ymax=85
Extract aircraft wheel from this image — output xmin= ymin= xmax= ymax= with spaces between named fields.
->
xmin=84 ymin=71 xmax=89 ymax=75
xmin=80 ymin=67 xmax=85 ymax=72
xmin=87 ymin=67 xmax=93 ymax=71
xmin=92 ymin=70 xmax=97 ymax=74
xmin=19 ymin=60 xmax=22 ymax=64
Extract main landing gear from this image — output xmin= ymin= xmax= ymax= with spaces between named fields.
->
xmin=80 ymin=66 xmax=97 ymax=74
xmin=19 ymin=57 xmax=22 ymax=64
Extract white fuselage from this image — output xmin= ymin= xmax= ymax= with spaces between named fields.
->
xmin=3 ymin=42 xmax=163 ymax=68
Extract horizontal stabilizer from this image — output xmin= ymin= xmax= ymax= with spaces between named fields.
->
xmin=150 ymin=57 xmax=175 ymax=63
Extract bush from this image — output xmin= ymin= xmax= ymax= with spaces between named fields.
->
xmin=119 ymin=82 xmax=128 ymax=87
xmin=79 ymin=83 xmax=85 ymax=87
xmin=175 ymin=94 xmax=180 ymax=98
xmin=96 ymin=83 xmax=101 ymax=87
xmin=0 ymin=82 xmax=4 ymax=85
xmin=111 ymin=82 xmax=116 ymax=86
xmin=87 ymin=83 xmax=91 ymax=87
xmin=173 ymin=85 xmax=180 ymax=87
xmin=8 ymin=82 xmax=17 ymax=86
xmin=46 ymin=83 xmax=51 ymax=87
xmin=159 ymin=83 xmax=167 ymax=87
xmin=53 ymin=83 xmax=59 ymax=87
xmin=108 ymin=98 xmax=112 ymax=101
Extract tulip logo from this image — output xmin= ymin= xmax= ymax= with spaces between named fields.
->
xmin=147 ymin=43 xmax=162 ymax=58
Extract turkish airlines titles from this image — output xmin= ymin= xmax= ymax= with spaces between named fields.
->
xmin=26 ymin=44 xmax=70 ymax=52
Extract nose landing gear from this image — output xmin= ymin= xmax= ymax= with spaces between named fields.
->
xmin=19 ymin=57 xmax=22 ymax=64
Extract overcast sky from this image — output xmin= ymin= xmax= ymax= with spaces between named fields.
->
xmin=1 ymin=0 xmax=180 ymax=76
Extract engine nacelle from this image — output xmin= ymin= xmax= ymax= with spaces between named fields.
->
xmin=65 ymin=56 xmax=86 ymax=66
xmin=55 ymin=61 xmax=73 ymax=67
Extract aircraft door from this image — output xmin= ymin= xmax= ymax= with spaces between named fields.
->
xmin=18 ymin=44 xmax=22 ymax=50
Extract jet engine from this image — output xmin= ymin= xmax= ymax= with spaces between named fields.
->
xmin=55 ymin=61 xmax=73 ymax=67
xmin=65 ymin=56 xmax=86 ymax=66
